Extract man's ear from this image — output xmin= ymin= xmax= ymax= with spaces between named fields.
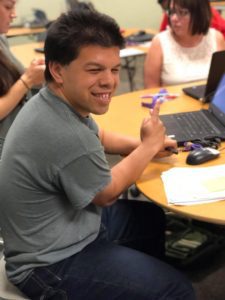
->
xmin=48 ymin=61 xmax=64 ymax=84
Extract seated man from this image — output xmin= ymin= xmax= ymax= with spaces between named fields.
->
xmin=0 ymin=9 xmax=195 ymax=300
xmin=158 ymin=0 xmax=225 ymax=38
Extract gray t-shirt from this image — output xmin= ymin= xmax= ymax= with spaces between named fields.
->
xmin=0 ymin=87 xmax=111 ymax=284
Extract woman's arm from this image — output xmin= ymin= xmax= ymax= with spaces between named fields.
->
xmin=215 ymin=30 xmax=225 ymax=51
xmin=144 ymin=36 xmax=163 ymax=88
xmin=0 ymin=59 xmax=45 ymax=120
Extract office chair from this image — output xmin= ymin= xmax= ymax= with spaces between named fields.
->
xmin=0 ymin=256 xmax=29 ymax=299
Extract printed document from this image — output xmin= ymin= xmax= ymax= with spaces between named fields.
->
xmin=161 ymin=164 xmax=225 ymax=205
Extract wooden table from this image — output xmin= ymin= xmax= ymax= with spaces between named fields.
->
xmin=10 ymin=42 xmax=44 ymax=66
xmin=9 ymin=28 xmax=156 ymax=65
xmin=93 ymin=84 xmax=225 ymax=225
xmin=10 ymin=38 xmax=149 ymax=91
xmin=7 ymin=27 xmax=45 ymax=38
xmin=122 ymin=28 xmax=158 ymax=38
xmin=10 ymin=28 xmax=157 ymax=90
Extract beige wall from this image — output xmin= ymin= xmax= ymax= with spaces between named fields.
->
xmin=15 ymin=0 xmax=162 ymax=31
xmin=15 ymin=0 xmax=67 ymax=24
xmin=91 ymin=0 xmax=161 ymax=30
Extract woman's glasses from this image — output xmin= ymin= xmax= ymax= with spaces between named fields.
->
xmin=167 ymin=8 xmax=190 ymax=18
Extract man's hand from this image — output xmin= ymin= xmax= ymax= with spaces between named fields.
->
xmin=140 ymin=101 xmax=166 ymax=155
xmin=154 ymin=136 xmax=178 ymax=158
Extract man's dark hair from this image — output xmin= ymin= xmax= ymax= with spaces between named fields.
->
xmin=167 ymin=0 xmax=211 ymax=35
xmin=44 ymin=9 xmax=125 ymax=82
xmin=69 ymin=1 xmax=95 ymax=12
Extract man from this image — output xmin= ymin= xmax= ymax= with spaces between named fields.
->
xmin=158 ymin=0 xmax=225 ymax=38
xmin=0 ymin=9 xmax=195 ymax=299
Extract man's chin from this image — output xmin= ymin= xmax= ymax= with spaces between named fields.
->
xmin=94 ymin=106 xmax=109 ymax=115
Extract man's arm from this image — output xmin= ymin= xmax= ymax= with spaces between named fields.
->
xmin=93 ymin=102 xmax=177 ymax=206
xmin=98 ymin=128 xmax=140 ymax=156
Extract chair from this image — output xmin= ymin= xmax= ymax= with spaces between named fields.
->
xmin=0 ymin=256 xmax=29 ymax=300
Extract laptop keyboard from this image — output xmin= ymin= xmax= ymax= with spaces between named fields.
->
xmin=169 ymin=111 xmax=220 ymax=139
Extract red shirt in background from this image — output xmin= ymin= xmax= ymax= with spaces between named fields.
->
xmin=159 ymin=7 xmax=225 ymax=39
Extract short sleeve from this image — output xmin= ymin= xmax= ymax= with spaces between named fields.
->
xmin=56 ymin=150 xmax=111 ymax=209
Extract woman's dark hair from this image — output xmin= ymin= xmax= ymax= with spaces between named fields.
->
xmin=44 ymin=9 xmax=125 ymax=82
xmin=0 ymin=50 xmax=21 ymax=96
xmin=168 ymin=0 xmax=211 ymax=35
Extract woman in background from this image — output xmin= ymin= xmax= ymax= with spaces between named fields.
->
xmin=0 ymin=0 xmax=45 ymax=151
xmin=158 ymin=0 xmax=225 ymax=37
xmin=144 ymin=0 xmax=225 ymax=88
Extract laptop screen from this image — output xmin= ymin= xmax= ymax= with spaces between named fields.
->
xmin=210 ymin=72 xmax=225 ymax=126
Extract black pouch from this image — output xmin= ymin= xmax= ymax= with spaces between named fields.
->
xmin=165 ymin=214 xmax=225 ymax=268
xmin=126 ymin=31 xmax=154 ymax=44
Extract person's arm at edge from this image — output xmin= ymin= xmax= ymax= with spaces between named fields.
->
xmin=211 ymin=7 xmax=225 ymax=39
xmin=144 ymin=36 xmax=163 ymax=88
xmin=0 ymin=76 xmax=29 ymax=120
xmin=0 ymin=59 xmax=45 ymax=120
xmin=215 ymin=30 xmax=225 ymax=51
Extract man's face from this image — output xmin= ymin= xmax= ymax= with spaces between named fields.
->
xmin=52 ymin=45 xmax=121 ymax=117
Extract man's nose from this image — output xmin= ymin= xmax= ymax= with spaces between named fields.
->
xmin=99 ymin=71 xmax=116 ymax=86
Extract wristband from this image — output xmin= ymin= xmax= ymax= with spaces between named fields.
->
xmin=20 ymin=77 xmax=30 ymax=90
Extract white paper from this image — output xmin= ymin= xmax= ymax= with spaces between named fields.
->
xmin=161 ymin=164 xmax=225 ymax=205
xmin=120 ymin=48 xmax=145 ymax=58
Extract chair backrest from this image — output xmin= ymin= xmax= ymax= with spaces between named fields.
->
xmin=0 ymin=256 xmax=29 ymax=300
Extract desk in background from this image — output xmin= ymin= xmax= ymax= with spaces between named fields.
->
xmin=10 ymin=42 xmax=44 ymax=66
xmin=210 ymin=1 xmax=225 ymax=11
xmin=93 ymin=84 xmax=225 ymax=225
xmin=10 ymin=29 xmax=154 ymax=91
xmin=121 ymin=28 xmax=157 ymax=91
xmin=10 ymin=41 xmax=147 ymax=65
xmin=7 ymin=27 xmax=46 ymax=38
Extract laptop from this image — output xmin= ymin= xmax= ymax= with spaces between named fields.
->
xmin=182 ymin=50 xmax=225 ymax=103
xmin=160 ymin=72 xmax=225 ymax=146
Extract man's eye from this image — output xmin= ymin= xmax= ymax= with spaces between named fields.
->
xmin=5 ymin=5 xmax=13 ymax=10
xmin=112 ymin=68 xmax=120 ymax=74
xmin=88 ymin=69 xmax=100 ymax=73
